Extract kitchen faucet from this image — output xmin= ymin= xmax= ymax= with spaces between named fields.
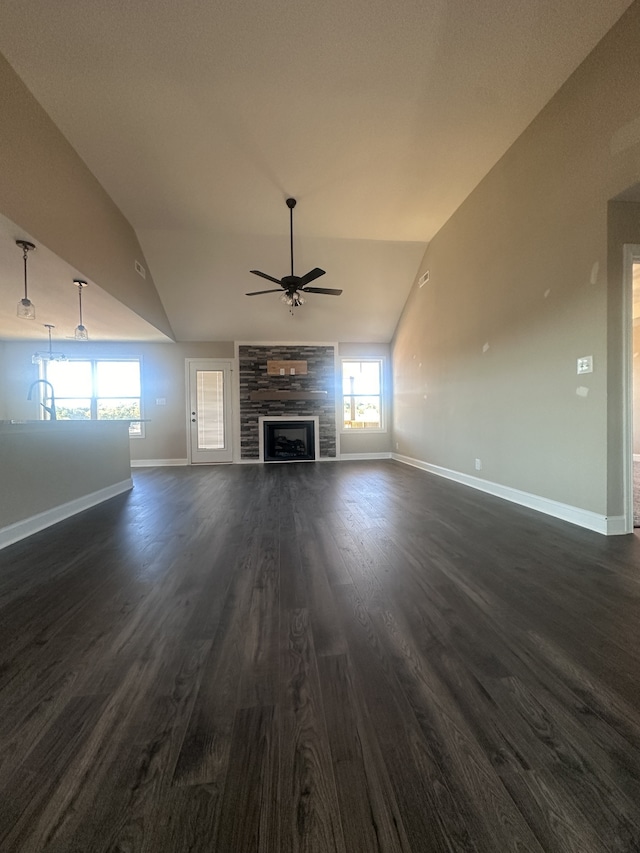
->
xmin=27 ymin=379 xmax=57 ymax=420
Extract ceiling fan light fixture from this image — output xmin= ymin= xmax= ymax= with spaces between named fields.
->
xmin=74 ymin=279 xmax=89 ymax=340
xmin=15 ymin=239 xmax=36 ymax=320
xmin=281 ymin=290 xmax=305 ymax=309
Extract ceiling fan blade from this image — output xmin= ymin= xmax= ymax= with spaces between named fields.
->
xmin=298 ymin=267 xmax=326 ymax=286
xmin=250 ymin=270 xmax=283 ymax=286
xmin=245 ymin=288 xmax=283 ymax=296
xmin=301 ymin=287 xmax=343 ymax=296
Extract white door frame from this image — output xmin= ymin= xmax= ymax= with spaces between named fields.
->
xmin=623 ymin=245 xmax=640 ymax=533
xmin=185 ymin=359 xmax=233 ymax=464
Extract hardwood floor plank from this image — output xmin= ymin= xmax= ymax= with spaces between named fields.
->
xmin=215 ymin=705 xmax=279 ymax=852
xmin=237 ymin=529 xmax=280 ymax=708
xmin=141 ymin=784 xmax=223 ymax=853
xmin=0 ymin=694 xmax=108 ymax=852
xmin=317 ymin=653 xmax=412 ymax=853
xmin=279 ymin=608 xmax=346 ymax=853
xmin=331 ymin=582 xmax=477 ymax=853
xmin=171 ymin=542 xmax=257 ymax=786
xmin=298 ymin=535 xmax=348 ymax=658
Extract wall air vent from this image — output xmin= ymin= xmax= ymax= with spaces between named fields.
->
xmin=418 ymin=270 xmax=430 ymax=288
xmin=134 ymin=260 xmax=146 ymax=279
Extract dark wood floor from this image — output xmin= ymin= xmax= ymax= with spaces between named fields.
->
xmin=1 ymin=461 xmax=640 ymax=852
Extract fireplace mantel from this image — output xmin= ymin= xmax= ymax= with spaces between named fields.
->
xmin=249 ymin=390 xmax=327 ymax=402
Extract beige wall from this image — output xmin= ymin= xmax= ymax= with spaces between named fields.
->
xmin=1 ymin=340 xmax=233 ymax=461
xmin=0 ymin=55 xmax=173 ymax=339
xmin=392 ymin=2 xmax=640 ymax=517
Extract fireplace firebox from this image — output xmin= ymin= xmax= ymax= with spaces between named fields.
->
xmin=259 ymin=417 xmax=319 ymax=462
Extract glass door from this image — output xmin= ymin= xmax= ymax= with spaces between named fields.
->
xmin=187 ymin=360 xmax=233 ymax=463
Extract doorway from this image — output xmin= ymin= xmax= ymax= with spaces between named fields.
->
xmin=186 ymin=359 xmax=233 ymax=463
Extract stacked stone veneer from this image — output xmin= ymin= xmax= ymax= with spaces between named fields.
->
xmin=239 ymin=345 xmax=336 ymax=459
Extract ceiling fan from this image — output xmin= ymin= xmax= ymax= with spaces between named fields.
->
xmin=246 ymin=198 xmax=342 ymax=310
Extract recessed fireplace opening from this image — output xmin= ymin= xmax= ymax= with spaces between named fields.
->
xmin=259 ymin=416 xmax=320 ymax=463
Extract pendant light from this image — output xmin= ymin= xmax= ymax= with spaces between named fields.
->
xmin=74 ymin=279 xmax=89 ymax=340
xmin=16 ymin=239 xmax=36 ymax=319
xmin=32 ymin=324 xmax=67 ymax=364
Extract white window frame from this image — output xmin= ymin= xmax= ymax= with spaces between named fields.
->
xmin=340 ymin=357 xmax=386 ymax=433
xmin=42 ymin=356 xmax=145 ymax=438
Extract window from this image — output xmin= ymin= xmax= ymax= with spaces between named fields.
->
xmin=342 ymin=359 xmax=383 ymax=430
xmin=44 ymin=358 xmax=143 ymax=437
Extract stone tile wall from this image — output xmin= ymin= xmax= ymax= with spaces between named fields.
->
xmin=239 ymin=345 xmax=336 ymax=459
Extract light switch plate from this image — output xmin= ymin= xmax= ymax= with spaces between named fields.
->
xmin=577 ymin=356 xmax=593 ymax=374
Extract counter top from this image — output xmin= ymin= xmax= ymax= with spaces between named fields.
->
xmin=0 ymin=419 xmax=146 ymax=431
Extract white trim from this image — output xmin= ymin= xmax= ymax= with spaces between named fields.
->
xmin=622 ymin=245 xmax=640 ymax=534
xmin=634 ymin=454 xmax=640 ymax=463
xmin=0 ymin=478 xmax=133 ymax=550
xmin=605 ymin=515 xmax=628 ymax=535
xmin=131 ymin=458 xmax=188 ymax=467
xmin=235 ymin=340 xmax=339 ymax=349
xmin=392 ymin=454 xmax=616 ymax=535
xmin=340 ymin=452 xmax=392 ymax=460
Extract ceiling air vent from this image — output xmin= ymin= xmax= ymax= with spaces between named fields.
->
xmin=418 ymin=270 xmax=430 ymax=288
xmin=134 ymin=260 xmax=146 ymax=279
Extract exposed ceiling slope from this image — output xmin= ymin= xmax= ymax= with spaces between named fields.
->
xmin=0 ymin=0 xmax=632 ymax=342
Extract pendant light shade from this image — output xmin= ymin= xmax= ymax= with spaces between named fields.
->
xmin=16 ymin=239 xmax=36 ymax=319
xmin=74 ymin=279 xmax=89 ymax=340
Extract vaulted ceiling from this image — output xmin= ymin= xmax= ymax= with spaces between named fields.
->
xmin=0 ymin=0 xmax=633 ymax=343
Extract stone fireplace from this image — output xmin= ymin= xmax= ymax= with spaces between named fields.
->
xmin=239 ymin=344 xmax=336 ymax=460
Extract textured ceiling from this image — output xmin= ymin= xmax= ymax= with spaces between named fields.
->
xmin=0 ymin=0 xmax=633 ymax=342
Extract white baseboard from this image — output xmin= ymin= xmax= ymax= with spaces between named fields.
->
xmin=392 ymin=454 xmax=620 ymax=536
xmin=340 ymin=452 xmax=392 ymax=461
xmin=605 ymin=515 xmax=628 ymax=535
xmin=130 ymin=458 xmax=188 ymax=467
xmin=0 ymin=478 xmax=133 ymax=551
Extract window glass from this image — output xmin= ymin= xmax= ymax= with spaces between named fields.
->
xmin=44 ymin=358 xmax=143 ymax=437
xmin=47 ymin=360 xmax=92 ymax=397
xmin=55 ymin=399 xmax=92 ymax=420
xmin=96 ymin=361 xmax=140 ymax=397
xmin=342 ymin=361 xmax=380 ymax=395
xmin=342 ymin=360 xmax=383 ymax=430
